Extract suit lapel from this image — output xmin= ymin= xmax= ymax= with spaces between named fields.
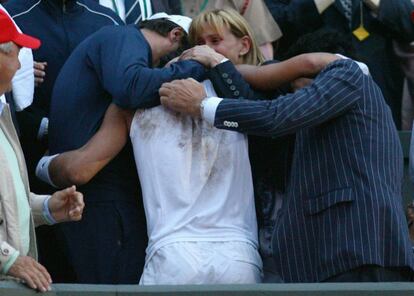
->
xmin=0 ymin=104 xmax=31 ymax=197
xmin=334 ymin=0 xmax=347 ymax=17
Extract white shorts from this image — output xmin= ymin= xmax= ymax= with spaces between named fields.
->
xmin=139 ymin=241 xmax=263 ymax=285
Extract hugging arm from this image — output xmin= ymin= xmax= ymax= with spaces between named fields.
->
xmin=235 ymin=53 xmax=340 ymax=91
xmin=48 ymin=104 xmax=132 ymax=188
xmin=214 ymin=59 xmax=363 ymax=137
xmin=208 ymin=53 xmax=339 ymax=101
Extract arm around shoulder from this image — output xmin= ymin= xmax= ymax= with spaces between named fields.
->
xmin=214 ymin=59 xmax=364 ymax=137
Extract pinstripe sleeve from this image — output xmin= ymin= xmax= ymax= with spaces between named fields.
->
xmin=214 ymin=59 xmax=364 ymax=137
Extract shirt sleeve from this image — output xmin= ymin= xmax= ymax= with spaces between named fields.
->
xmin=201 ymin=97 xmax=223 ymax=125
xmin=29 ymin=193 xmax=50 ymax=227
xmin=0 ymin=242 xmax=19 ymax=275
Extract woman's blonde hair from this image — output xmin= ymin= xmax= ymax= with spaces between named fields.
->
xmin=189 ymin=9 xmax=264 ymax=65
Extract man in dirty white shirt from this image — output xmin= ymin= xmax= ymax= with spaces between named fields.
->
xmin=131 ymin=80 xmax=261 ymax=284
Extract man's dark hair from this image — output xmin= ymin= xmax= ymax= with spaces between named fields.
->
xmin=139 ymin=18 xmax=181 ymax=37
xmin=281 ymin=28 xmax=360 ymax=61
xmin=139 ymin=18 xmax=190 ymax=67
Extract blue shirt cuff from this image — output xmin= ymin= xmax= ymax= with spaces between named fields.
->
xmin=42 ymin=196 xmax=57 ymax=225
xmin=2 ymin=250 xmax=19 ymax=275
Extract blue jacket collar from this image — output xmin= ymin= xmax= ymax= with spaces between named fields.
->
xmin=43 ymin=0 xmax=78 ymax=14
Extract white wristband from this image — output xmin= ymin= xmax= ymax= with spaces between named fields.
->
xmin=36 ymin=154 xmax=59 ymax=188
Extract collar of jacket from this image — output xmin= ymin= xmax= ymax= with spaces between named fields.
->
xmin=43 ymin=0 xmax=79 ymax=14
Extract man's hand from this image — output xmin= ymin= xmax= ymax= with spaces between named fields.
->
xmin=8 ymin=256 xmax=52 ymax=292
xmin=180 ymin=45 xmax=226 ymax=68
xmin=291 ymin=77 xmax=314 ymax=92
xmin=49 ymin=185 xmax=84 ymax=222
xmin=302 ymin=53 xmax=340 ymax=77
xmin=34 ymin=61 xmax=47 ymax=87
xmin=160 ymin=78 xmax=206 ymax=117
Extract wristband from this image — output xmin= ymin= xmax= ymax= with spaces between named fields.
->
xmin=36 ymin=154 xmax=59 ymax=188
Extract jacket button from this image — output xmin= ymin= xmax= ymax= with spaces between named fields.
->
xmin=230 ymin=85 xmax=236 ymax=91
xmin=234 ymin=91 xmax=240 ymax=96
xmin=2 ymin=248 xmax=9 ymax=256
xmin=226 ymin=79 xmax=233 ymax=84
xmin=222 ymin=73 xmax=228 ymax=78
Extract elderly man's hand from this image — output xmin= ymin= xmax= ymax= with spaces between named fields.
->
xmin=49 ymin=185 xmax=84 ymax=222
xmin=160 ymin=79 xmax=206 ymax=117
xmin=8 ymin=256 xmax=52 ymax=292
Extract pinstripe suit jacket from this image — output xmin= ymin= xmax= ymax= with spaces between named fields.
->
xmin=212 ymin=59 xmax=414 ymax=282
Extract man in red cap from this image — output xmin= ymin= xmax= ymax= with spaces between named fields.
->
xmin=0 ymin=10 xmax=39 ymax=94
xmin=0 ymin=10 xmax=85 ymax=293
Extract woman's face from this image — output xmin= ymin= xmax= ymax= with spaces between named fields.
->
xmin=196 ymin=25 xmax=249 ymax=65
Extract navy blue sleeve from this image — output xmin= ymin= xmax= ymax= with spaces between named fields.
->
xmin=214 ymin=59 xmax=363 ymax=137
xmin=88 ymin=27 xmax=206 ymax=109
xmin=208 ymin=61 xmax=269 ymax=100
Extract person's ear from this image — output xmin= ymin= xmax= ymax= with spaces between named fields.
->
xmin=170 ymin=27 xmax=184 ymax=43
xmin=239 ymin=36 xmax=252 ymax=57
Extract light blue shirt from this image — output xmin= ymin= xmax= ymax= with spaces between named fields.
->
xmin=0 ymin=104 xmax=31 ymax=272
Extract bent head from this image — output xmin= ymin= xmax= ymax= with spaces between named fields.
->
xmin=189 ymin=9 xmax=264 ymax=65
xmin=139 ymin=14 xmax=192 ymax=65
xmin=282 ymin=28 xmax=357 ymax=92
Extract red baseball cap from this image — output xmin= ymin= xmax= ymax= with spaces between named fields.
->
xmin=0 ymin=9 xmax=40 ymax=49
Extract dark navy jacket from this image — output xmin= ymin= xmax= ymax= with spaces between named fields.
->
xmin=5 ymin=0 xmax=122 ymax=195
xmin=211 ymin=59 xmax=414 ymax=282
xmin=49 ymin=24 xmax=205 ymax=202
xmin=5 ymin=0 xmax=122 ymax=140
